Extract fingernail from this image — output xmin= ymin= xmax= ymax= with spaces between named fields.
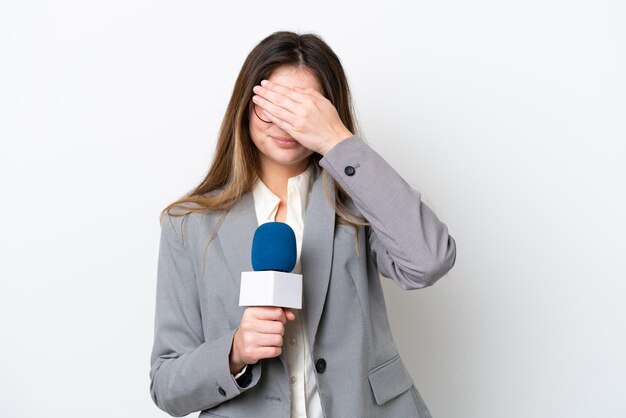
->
xmin=253 ymin=85 xmax=261 ymax=93
xmin=260 ymin=80 xmax=269 ymax=86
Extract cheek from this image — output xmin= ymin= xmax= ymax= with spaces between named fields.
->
xmin=248 ymin=113 xmax=262 ymax=144
xmin=250 ymin=134 xmax=263 ymax=152
xmin=249 ymin=105 xmax=268 ymax=132
xmin=248 ymin=125 xmax=268 ymax=154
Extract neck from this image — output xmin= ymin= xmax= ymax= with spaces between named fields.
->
xmin=258 ymin=158 xmax=310 ymax=200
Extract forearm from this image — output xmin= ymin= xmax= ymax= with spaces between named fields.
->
xmin=319 ymin=135 xmax=457 ymax=288
xmin=150 ymin=329 xmax=260 ymax=416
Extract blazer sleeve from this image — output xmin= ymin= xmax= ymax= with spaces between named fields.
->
xmin=149 ymin=214 xmax=260 ymax=417
xmin=319 ymin=135 xmax=457 ymax=289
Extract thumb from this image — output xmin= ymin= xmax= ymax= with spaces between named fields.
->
xmin=284 ymin=308 xmax=296 ymax=321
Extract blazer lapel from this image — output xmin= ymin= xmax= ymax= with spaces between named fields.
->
xmin=301 ymin=166 xmax=336 ymax=349
xmin=217 ymin=191 xmax=257 ymax=288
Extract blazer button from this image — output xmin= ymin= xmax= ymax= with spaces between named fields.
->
xmin=218 ymin=387 xmax=226 ymax=396
xmin=315 ymin=358 xmax=327 ymax=373
xmin=344 ymin=165 xmax=356 ymax=176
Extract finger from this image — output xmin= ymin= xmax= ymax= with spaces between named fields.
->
xmin=249 ymin=306 xmax=288 ymax=323
xmin=283 ymin=308 xmax=296 ymax=321
xmin=248 ymin=319 xmax=285 ymax=335
xmin=256 ymin=346 xmax=282 ymax=359
xmin=254 ymin=333 xmax=284 ymax=347
xmin=252 ymin=95 xmax=295 ymax=126
xmin=260 ymin=79 xmax=306 ymax=104
xmin=259 ymin=108 xmax=295 ymax=135
xmin=253 ymin=84 xmax=299 ymax=113
xmin=294 ymin=85 xmax=327 ymax=101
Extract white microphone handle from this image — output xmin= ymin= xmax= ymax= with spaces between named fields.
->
xmin=238 ymin=270 xmax=302 ymax=309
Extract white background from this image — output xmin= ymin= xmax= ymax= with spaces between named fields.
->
xmin=1 ymin=1 xmax=625 ymax=417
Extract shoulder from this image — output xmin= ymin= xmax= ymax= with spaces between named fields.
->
xmin=161 ymin=188 xmax=226 ymax=223
xmin=160 ymin=206 xmax=226 ymax=248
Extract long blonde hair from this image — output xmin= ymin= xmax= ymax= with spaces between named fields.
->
xmin=162 ymin=31 xmax=367 ymax=230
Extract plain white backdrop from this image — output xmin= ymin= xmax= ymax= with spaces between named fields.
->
xmin=1 ymin=1 xmax=625 ymax=417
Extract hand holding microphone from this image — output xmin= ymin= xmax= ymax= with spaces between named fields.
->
xmin=230 ymin=306 xmax=295 ymax=373
xmin=229 ymin=222 xmax=302 ymax=374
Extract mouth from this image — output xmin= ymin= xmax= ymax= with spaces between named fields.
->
xmin=270 ymin=135 xmax=299 ymax=146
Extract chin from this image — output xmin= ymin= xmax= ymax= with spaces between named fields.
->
xmin=272 ymin=154 xmax=311 ymax=167
xmin=264 ymin=148 xmax=313 ymax=167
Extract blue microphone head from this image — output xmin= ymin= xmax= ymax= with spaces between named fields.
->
xmin=251 ymin=222 xmax=297 ymax=272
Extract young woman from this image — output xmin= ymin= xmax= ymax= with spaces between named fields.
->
xmin=149 ymin=31 xmax=456 ymax=418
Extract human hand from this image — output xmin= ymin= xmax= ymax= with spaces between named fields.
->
xmin=252 ymin=79 xmax=353 ymax=155
xmin=229 ymin=306 xmax=296 ymax=374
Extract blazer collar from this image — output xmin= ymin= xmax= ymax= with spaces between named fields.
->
xmin=217 ymin=191 xmax=256 ymax=281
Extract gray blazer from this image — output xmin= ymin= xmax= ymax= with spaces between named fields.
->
xmin=149 ymin=135 xmax=457 ymax=418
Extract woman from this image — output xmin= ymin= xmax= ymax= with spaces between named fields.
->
xmin=149 ymin=31 xmax=456 ymax=418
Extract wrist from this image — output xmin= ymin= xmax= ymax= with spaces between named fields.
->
xmin=229 ymin=330 xmax=246 ymax=374
xmin=320 ymin=130 xmax=352 ymax=156
xmin=229 ymin=352 xmax=246 ymax=374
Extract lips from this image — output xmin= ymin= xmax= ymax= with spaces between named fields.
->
xmin=270 ymin=135 xmax=299 ymax=147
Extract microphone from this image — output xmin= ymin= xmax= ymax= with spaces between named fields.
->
xmin=239 ymin=222 xmax=303 ymax=309
xmin=251 ymin=222 xmax=297 ymax=272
